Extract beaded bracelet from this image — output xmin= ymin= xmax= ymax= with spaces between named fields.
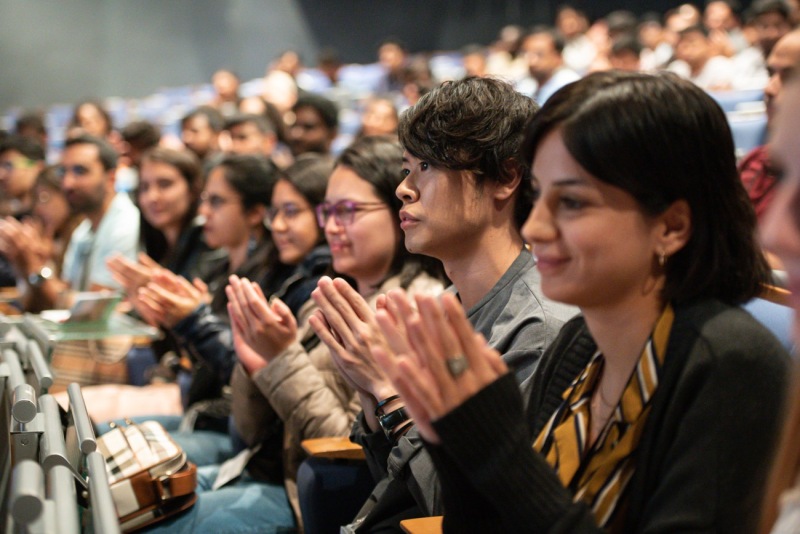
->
xmin=374 ymin=394 xmax=400 ymax=417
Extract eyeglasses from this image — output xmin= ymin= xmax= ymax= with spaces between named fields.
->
xmin=199 ymin=191 xmax=237 ymax=210
xmin=265 ymin=203 xmax=310 ymax=229
xmin=0 ymin=158 xmax=37 ymax=172
xmin=55 ymin=164 xmax=91 ymax=179
xmin=315 ymin=200 xmax=387 ymax=228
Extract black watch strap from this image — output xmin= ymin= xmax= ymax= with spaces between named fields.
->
xmin=378 ymin=406 xmax=409 ymax=439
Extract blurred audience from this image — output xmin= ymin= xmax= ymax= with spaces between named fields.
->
xmin=210 ymin=69 xmax=241 ymax=118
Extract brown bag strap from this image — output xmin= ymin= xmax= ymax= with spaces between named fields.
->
xmin=127 ymin=462 xmax=197 ymax=510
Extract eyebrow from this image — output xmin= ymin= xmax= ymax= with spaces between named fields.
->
xmin=531 ymin=175 xmax=590 ymax=188
xmin=552 ymin=177 xmax=590 ymax=187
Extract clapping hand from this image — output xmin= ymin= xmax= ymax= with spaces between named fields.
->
xmin=108 ymin=252 xmax=160 ymax=295
xmin=0 ymin=217 xmax=51 ymax=279
xmin=308 ymin=277 xmax=398 ymax=406
xmin=372 ymin=292 xmax=507 ymax=444
xmin=226 ymin=275 xmax=297 ymax=374
xmin=136 ymin=270 xmax=210 ymax=328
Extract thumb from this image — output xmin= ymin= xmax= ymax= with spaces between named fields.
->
xmin=138 ymin=252 xmax=159 ymax=268
xmin=192 ymin=277 xmax=208 ymax=293
xmin=271 ymin=298 xmax=294 ymax=323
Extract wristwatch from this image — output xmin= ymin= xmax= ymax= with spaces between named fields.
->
xmin=378 ymin=406 xmax=409 ymax=439
xmin=28 ymin=266 xmax=54 ymax=287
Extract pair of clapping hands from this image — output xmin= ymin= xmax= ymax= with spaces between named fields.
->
xmin=307 ymin=277 xmax=508 ymax=445
xmin=107 ymin=254 xmax=210 ymax=328
xmin=0 ymin=217 xmax=53 ymax=278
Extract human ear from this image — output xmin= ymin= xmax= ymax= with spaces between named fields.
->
xmin=263 ymin=132 xmax=278 ymax=157
xmin=656 ymin=199 xmax=692 ymax=257
xmin=492 ymin=159 xmax=523 ymax=201
xmin=247 ymin=204 xmax=267 ymax=228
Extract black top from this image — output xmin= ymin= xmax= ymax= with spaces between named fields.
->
xmin=428 ymin=299 xmax=790 ymax=533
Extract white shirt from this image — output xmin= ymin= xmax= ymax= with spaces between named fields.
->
xmin=61 ymin=192 xmax=140 ymax=290
xmin=668 ymin=56 xmax=735 ymax=91
xmin=517 ymin=67 xmax=581 ymax=105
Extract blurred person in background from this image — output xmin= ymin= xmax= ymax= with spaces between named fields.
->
xmin=210 ymin=69 xmax=241 ymax=118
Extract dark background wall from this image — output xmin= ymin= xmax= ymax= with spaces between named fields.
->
xmin=0 ymin=0 xmax=749 ymax=112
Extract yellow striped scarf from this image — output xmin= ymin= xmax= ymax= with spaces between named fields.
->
xmin=533 ymin=304 xmax=674 ymax=529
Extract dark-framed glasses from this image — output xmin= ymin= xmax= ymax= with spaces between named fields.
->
xmin=315 ymin=200 xmax=387 ymax=228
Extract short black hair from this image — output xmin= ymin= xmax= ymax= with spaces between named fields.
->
xmin=611 ymin=34 xmax=644 ymax=56
xmin=706 ymin=0 xmax=741 ymax=13
xmin=280 ymin=153 xmax=332 ymax=210
xmin=293 ymin=93 xmax=339 ymax=130
xmin=121 ymin=120 xmax=161 ymax=151
xmin=378 ymin=37 xmax=408 ymax=53
xmin=399 ymin=76 xmax=538 ymax=229
xmin=64 ymin=134 xmax=118 ymax=171
xmin=225 ymin=113 xmax=276 ymax=134
xmin=214 ymin=154 xmax=278 ymax=211
xmin=0 ymin=134 xmax=45 ymax=162
xmin=749 ymin=0 xmax=791 ymax=20
xmin=15 ymin=111 xmax=47 ymax=138
xmin=679 ymin=24 xmax=711 ymax=39
xmin=639 ymin=12 xmax=663 ymax=27
xmin=181 ymin=105 xmax=225 ymax=133
xmin=461 ymin=44 xmax=487 ymax=57
xmin=525 ymin=25 xmax=566 ymax=54
xmin=606 ymin=10 xmax=639 ymax=35
xmin=522 ymin=71 xmax=770 ymax=305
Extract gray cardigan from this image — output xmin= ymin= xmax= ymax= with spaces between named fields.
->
xmin=349 ymin=250 xmax=577 ymax=531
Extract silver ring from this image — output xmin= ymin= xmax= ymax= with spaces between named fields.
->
xmin=446 ymin=354 xmax=468 ymax=378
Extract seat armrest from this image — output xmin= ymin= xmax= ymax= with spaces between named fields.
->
xmin=301 ymin=436 xmax=365 ymax=460
xmin=400 ymin=516 xmax=443 ymax=534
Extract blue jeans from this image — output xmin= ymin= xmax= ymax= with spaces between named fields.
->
xmin=95 ymin=415 xmax=234 ymax=467
xmin=143 ymin=465 xmax=297 ymax=533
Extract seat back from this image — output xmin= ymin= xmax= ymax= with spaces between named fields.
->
xmin=742 ymin=295 xmax=795 ymax=353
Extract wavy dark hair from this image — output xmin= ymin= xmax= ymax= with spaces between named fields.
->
xmin=522 ymin=71 xmax=770 ymax=305
xmin=398 ymin=76 xmax=538 ymax=229
xmin=336 ymin=135 xmax=446 ymax=289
